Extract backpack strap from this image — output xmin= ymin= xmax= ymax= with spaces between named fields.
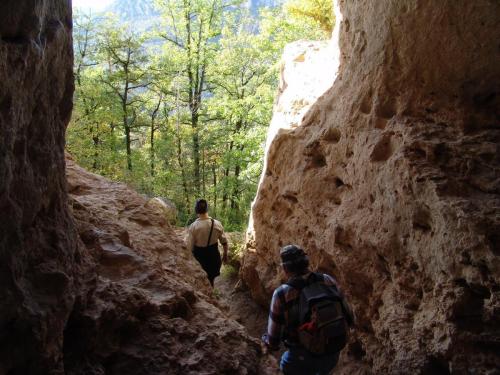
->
xmin=287 ymin=272 xmax=339 ymax=290
xmin=286 ymin=272 xmax=321 ymax=289
xmin=286 ymin=277 xmax=306 ymax=290
xmin=284 ymin=275 xmax=307 ymax=342
xmin=206 ymin=219 xmax=214 ymax=247
xmin=308 ymin=272 xmax=323 ymax=284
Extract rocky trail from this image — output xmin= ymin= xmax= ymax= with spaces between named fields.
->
xmin=215 ymin=270 xmax=268 ymax=340
xmin=62 ymin=157 xmax=280 ymax=374
xmin=171 ymin=226 xmax=271 ymax=341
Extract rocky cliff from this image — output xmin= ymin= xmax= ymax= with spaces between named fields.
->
xmin=242 ymin=0 xmax=500 ymax=373
xmin=0 ymin=2 xmax=80 ymax=373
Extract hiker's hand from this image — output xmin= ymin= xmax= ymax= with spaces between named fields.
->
xmin=222 ymin=253 xmax=228 ymax=264
xmin=261 ymin=334 xmax=279 ymax=352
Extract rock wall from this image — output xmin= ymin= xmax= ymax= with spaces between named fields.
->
xmin=242 ymin=0 xmax=500 ymax=373
xmin=0 ymin=1 xmax=79 ymax=373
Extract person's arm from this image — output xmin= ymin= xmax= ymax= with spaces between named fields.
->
xmin=186 ymin=224 xmax=194 ymax=253
xmin=218 ymin=222 xmax=229 ymax=264
xmin=222 ymin=242 xmax=229 ymax=264
xmin=262 ymin=288 xmax=285 ymax=351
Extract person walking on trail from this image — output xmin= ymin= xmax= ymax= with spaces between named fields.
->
xmin=187 ymin=199 xmax=229 ymax=287
xmin=262 ymin=245 xmax=355 ymax=375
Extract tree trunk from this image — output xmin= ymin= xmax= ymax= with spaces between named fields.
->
xmin=202 ymin=148 xmax=206 ymax=197
xmin=230 ymin=162 xmax=241 ymax=210
xmin=191 ymin=111 xmax=201 ymax=195
xmin=124 ymin=112 xmax=132 ymax=171
xmin=212 ymin=163 xmax=217 ymax=217
xmin=230 ymin=142 xmax=244 ymax=211
xmin=123 ymin=50 xmax=132 ymax=171
xmin=176 ymin=132 xmax=190 ymax=210
xmin=92 ymin=130 xmax=99 ymax=171
xmin=150 ymin=124 xmax=155 ymax=177
xmin=222 ymin=140 xmax=234 ymax=210
xmin=149 ymin=96 xmax=161 ymax=178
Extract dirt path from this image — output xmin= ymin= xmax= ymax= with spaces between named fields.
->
xmin=178 ymin=228 xmax=284 ymax=363
xmin=176 ymin=227 xmax=270 ymax=338
xmin=214 ymin=267 xmax=269 ymax=339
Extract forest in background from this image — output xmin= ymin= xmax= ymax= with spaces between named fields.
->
xmin=67 ymin=0 xmax=334 ymax=229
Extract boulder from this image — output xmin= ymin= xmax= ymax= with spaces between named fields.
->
xmin=145 ymin=197 xmax=177 ymax=225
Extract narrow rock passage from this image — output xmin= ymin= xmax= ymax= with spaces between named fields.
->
xmin=214 ymin=270 xmax=268 ymax=339
xmin=174 ymin=226 xmax=269 ymax=339
xmin=214 ymin=268 xmax=291 ymax=367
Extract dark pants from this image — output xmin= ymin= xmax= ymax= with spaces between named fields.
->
xmin=280 ymin=348 xmax=340 ymax=375
xmin=192 ymin=243 xmax=221 ymax=286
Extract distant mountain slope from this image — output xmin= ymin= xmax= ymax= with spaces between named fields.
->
xmin=107 ymin=0 xmax=159 ymax=22
xmin=106 ymin=0 xmax=282 ymax=24
xmin=246 ymin=0 xmax=283 ymax=14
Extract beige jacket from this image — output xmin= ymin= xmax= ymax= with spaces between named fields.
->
xmin=186 ymin=217 xmax=228 ymax=251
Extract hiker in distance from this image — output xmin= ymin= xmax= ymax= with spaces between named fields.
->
xmin=186 ymin=199 xmax=229 ymax=287
xmin=262 ymin=245 xmax=355 ymax=375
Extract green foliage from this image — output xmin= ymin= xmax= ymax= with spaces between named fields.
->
xmin=285 ymin=0 xmax=335 ymax=36
xmin=221 ymin=264 xmax=238 ymax=279
xmin=68 ymin=1 xmax=332 ymax=231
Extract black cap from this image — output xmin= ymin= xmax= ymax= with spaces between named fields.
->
xmin=280 ymin=245 xmax=307 ymax=265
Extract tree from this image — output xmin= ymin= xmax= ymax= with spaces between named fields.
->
xmin=140 ymin=88 xmax=164 ymax=177
xmin=98 ymin=17 xmax=150 ymax=171
xmin=285 ymin=0 xmax=335 ymax=36
xmin=67 ymin=0 xmax=334 ymax=230
xmin=207 ymin=11 xmax=276 ymax=222
xmin=155 ymin=0 xmax=238 ymax=195
xmin=70 ymin=12 xmax=118 ymax=172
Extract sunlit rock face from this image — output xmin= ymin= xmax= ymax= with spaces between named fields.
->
xmin=244 ymin=37 xmax=340 ymax=302
xmin=64 ymin=158 xmax=278 ymax=375
xmin=0 ymin=1 xmax=81 ymax=373
xmin=242 ymin=0 xmax=500 ymax=373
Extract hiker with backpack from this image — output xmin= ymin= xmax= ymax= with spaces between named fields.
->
xmin=262 ymin=245 xmax=354 ymax=375
xmin=186 ymin=199 xmax=229 ymax=287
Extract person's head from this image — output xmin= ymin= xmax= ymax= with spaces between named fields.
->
xmin=280 ymin=245 xmax=309 ymax=276
xmin=195 ymin=199 xmax=208 ymax=215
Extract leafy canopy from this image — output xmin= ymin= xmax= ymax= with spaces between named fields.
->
xmin=68 ymin=1 xmax=335 ymax=230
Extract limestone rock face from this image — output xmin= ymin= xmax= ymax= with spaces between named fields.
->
xmin=0 ymin=2 xmax=79 ymax=373
xmin=242 ymin=1 xmax=500 ymax=373
xmin=65 ymin=158 xmax=278 ymax=375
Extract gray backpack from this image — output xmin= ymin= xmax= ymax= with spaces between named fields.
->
xmin=287 ymin=273 xmax=348 ymax=355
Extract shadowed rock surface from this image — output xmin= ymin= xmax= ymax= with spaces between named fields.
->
xmin=65 ymin=158 xmax=279 ymax=374
xmin=242 ymin=0 xmax=500 ymax=373
xmin=0 ymin=2 xmax=81 ymax=373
